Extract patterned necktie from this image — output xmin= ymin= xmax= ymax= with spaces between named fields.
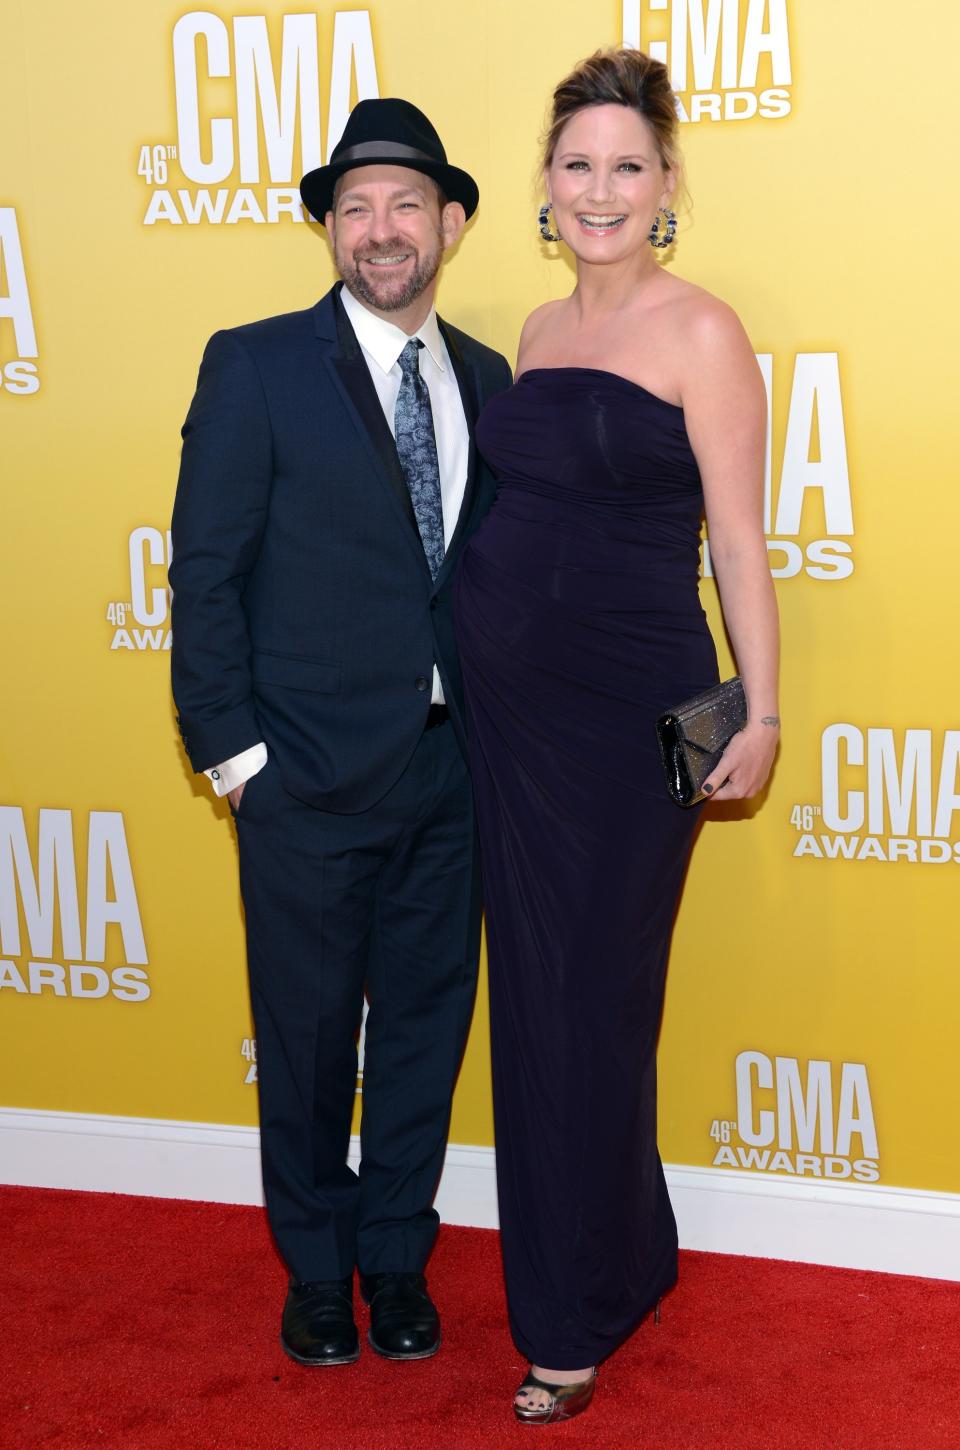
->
xmin=394 ymin=339 xmax=445 ymax=580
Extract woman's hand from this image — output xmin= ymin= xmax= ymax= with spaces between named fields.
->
xmin=701 ymin=719 xmax=779 ymax=802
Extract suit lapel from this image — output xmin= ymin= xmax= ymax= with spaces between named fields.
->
xmin=314 ymin=287 xmax=483 ymax=589
xmin=435 ymin=319 xmax=480 ymax=585
xmin=317 ymin=286 xmax=422 ymax=545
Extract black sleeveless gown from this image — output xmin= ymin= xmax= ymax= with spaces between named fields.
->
xmin=452 ymin=368 xmax=719 ymax=1367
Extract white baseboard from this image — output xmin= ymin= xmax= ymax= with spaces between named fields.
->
xmin=2 ymin=1107 xmax=958 ymax=1281
xmin=0 ymin=1106 xmax=498 ymax=1226
xmin=664 ymin=1164 xmax=960 ymax=1279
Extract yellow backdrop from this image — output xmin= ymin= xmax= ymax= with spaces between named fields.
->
xmin=3 ymin=1 xmax=959 ymax=1195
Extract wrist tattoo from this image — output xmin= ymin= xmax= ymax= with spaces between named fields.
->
xmin=760 ymin=715 xmax=781 ymax=727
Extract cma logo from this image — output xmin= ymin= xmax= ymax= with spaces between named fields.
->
xmin=793 ymin=726 xmax=960 ymax=865
xmin=711 ymin=1051 xmax=879 ymax=1181
xmin=623 ymin=0 xmax=792 ymax=122
xmin=702 ymin=353 xmax=853 ymax=583
xmin=142 ymin=11 xmax=379 ymax=226
xmin=108 ymin=527 xmax=172 ymax=651
xmin=0 ymin=807 xmax=150 ymax=1002
xmin=0 ymin=208 xmax=40 ymax=395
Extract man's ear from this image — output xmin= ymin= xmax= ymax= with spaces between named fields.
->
xmin=440 ymin=200 xmax=467 ymax=250
xmin=324 ymin=209 xmax=336 ymax=233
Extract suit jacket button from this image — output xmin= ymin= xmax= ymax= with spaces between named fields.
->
xmin=415 ymin=676 xmax=429 ymax=691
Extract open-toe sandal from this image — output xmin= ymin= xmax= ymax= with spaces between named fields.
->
xmin=513 ymin=1368 xmax=597 ymax=1425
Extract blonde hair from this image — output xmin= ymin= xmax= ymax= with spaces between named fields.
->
xmin=542 ymin=48 xmax=683 ymax=184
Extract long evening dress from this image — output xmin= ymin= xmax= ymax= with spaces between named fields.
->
xmin=452 ymin=367 xmax=719 ymax=1368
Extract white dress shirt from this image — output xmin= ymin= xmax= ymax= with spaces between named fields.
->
xmin=205 ymin=286 xmax=470 ymax=797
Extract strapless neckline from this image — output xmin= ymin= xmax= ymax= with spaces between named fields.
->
xmin=516 ymin=366 xmax=684 ymax=415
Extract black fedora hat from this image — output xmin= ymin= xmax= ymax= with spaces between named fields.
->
xmin=300 ymin=98 xmax=479 ymax=225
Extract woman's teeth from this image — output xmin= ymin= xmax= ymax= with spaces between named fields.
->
xmin=577 ymin=214 xmax=626 ymax=230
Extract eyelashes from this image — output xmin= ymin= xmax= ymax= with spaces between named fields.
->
xmin=564 ymin=161 xmax=643 ymax=173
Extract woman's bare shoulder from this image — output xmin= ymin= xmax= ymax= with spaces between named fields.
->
xmin=516 ymin=299 xmax=567 ymax=369
xmin=660 ymin=279 xmax=763 ymax=412
xmin=522 ymin=297 xmax=567 ymax=332
xmin=663 ymin=276 xmax=751 ymax=353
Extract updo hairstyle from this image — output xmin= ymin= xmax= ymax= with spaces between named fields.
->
xmin=542 ymin=48 xmax=683 ymax=185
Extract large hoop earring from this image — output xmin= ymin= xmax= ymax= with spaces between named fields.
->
xmin=648 ymin=207 xmax=677 ymax=248
xmin=538 ymin=203 xmax=561 ymax=243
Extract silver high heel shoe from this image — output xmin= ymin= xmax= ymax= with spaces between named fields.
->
xmin=511 ymin=1294 xmax=662 ymax=1425
xmin=513 ymin=1368 xmax=597 ymax=1425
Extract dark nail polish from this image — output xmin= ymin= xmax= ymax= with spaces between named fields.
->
xmin=702 ymin=782 xmax=714 ymax=794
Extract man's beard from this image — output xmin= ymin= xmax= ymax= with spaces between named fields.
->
xmin=337 ymin=234 xmax=443 ymax=313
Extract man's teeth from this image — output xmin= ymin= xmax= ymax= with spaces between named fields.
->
xmin=366 ymin=254 xmax=410 ymax=265
xmin=578 ymin=214 xmax=625 ymax=228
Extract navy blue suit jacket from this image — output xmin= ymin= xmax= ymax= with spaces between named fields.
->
xmin=170 ymin=283 xmax=511 ymax=812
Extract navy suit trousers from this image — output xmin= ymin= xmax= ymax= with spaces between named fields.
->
xmin=234 ymin=718 xmax=480 ymax=1282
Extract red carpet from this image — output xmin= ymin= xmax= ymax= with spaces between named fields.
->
xmin=1 ymin=1185 xmax=957 ymax=1449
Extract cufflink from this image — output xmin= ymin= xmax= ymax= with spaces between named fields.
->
xmin=211 ymin=769 xmax=220 ymax=780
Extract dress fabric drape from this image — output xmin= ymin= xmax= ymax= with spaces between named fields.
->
xmin=453 ymin=367 xmax=719 ymax=1366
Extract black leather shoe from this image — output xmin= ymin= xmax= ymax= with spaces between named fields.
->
xmin=360 ymin=1271 xmax=440 ymax=1360
xmin=280 ymin=1276 xmax=360 ymax=1366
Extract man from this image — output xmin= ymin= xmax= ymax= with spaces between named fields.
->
xmin=170 ymin=99 xmax=511 ymax=1367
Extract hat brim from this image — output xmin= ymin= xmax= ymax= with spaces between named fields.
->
xmin=300 ymin=156 xmax=479 ymax=226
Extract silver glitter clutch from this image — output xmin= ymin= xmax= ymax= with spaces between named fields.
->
xmin=656 ymin=676 xmax=747 ymax=807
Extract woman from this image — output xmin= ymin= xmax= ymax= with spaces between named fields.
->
xmin=453 ymin=49 xmax=780 ymax=1424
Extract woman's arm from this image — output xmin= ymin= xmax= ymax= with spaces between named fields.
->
xmin=680 ymin=299 xmax=780 ymax=801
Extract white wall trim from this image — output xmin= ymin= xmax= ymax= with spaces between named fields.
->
xmin=663 ymin=1163 xmax=960 ymax=1279
xmin=2 ymin=1107 xmax=958 ymax=1281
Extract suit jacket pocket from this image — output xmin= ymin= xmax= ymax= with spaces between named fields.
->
xmin=251 ymin=648 xmax=341 ymax=693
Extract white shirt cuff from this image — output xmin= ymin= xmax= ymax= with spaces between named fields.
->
xmin=206 ymin=743 xmax=268 ymax=796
